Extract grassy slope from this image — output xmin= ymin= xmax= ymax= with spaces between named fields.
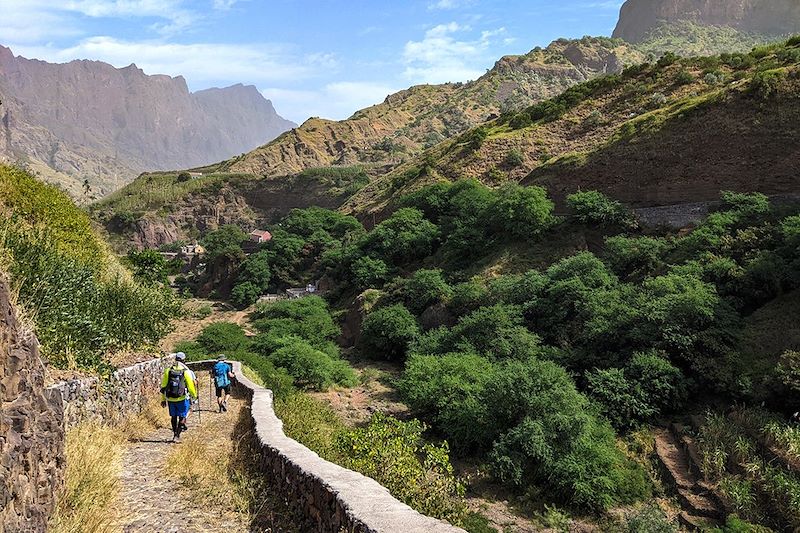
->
xmin=344 ymin=39 xmax=800 ymax=218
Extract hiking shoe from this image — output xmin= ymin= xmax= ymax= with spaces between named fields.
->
xmin=221 ymin=403 xmax=227 ymax=412
xmin=180 ymin=422 xmax=188 ymax=432
xmin=218 ymin=405 xmax=223 ymax=413
xmin=172 ymin=434 xmax=181 ymax=443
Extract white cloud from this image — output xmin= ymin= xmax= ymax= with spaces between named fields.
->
xmin=212 ymin=0 xmax=239 ymax=9
xmin=12 ymin=37 xmax=326 ymax=85
xmin=262 ymin=81 xmax=399 ymax=123
xmin=402 ymin=22 xmax=505 ymax=84
xmin=428 ymin=0 xmax=476 ymax=10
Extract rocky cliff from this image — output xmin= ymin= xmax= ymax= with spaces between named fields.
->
xmin=0 ymin=45 xmax=295 ymax=197
xmin=0 ymin=273 xmax=64 ymax=532
xmin=613 ymin=0 xmax=800 ymax=43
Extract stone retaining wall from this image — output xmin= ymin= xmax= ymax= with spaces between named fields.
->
xmin=47 ymin=358 xmax=166 ymax=429
xmin=188 ymin=360 xmax=466 ymax=533
xmin=0 ymin=276 xmax=64 ymax=533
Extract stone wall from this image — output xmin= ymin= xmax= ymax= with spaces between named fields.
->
xmin=188 ymin=360 xmax=465 ymax=533
xmin=47 ymin=358 xmax=165 ymax=429
xmin=0 ymin=275 xmax=64 ymax=533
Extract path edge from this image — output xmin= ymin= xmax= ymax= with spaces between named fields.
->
xmin=189 ymin=359 xmax=466 ymax=533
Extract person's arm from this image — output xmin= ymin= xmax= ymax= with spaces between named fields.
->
xmin=160 ymin=368 xmax=169 ymax=405
xmin=185 ymin=369 xmax=197 ymax=400
xmin=227 ymin=362 xmax=235 ymax=378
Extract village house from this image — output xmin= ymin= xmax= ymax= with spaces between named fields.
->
xmin=249 ymin=229 xmax=272 ymax=243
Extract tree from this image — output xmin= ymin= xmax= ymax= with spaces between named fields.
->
xmin=360 ymin=304 xmax=420 ymax=361
xmin=490 ymin=183 xmax=554 ymax=239
xmin=351 ymin=256 xmax=389 ymax=290
xmin=232 ymin=251 xmax=271 ymax=307
xmin=400 ymin=269 xmax=453 ymax=315
xmin=196 ymin=322 xmax=250 ymax=354
xmin=567 ymin=190 xmax=633 ymax=228
xmin=127 ymin=249 xmax=168 ymax=285
xmin=360 ymin=208 xmax=440 ymax=264
xmin=201 ymin=225 xmax=247 ymax=261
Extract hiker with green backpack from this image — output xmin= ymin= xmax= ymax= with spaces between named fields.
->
xmin=161 ymin=352 xmax=197 ymax=443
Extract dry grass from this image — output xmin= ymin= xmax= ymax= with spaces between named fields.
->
xmin=48 ymin=424 xmax=125 ymax=533
xmin=48 ymin=395 xmax=166 ymax=533
xmin=164 ymin=398 xmax=253 ymax=522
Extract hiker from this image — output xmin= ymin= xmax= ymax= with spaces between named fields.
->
xmin=161 ymin=352 xmax=197 ymax=442
xmin=172 ymin=352 xmax=198 ymax=432
xmin=212 ymin=354 xmax=235 ymax=413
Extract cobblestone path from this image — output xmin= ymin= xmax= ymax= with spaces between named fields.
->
xmin=119 ymin=371 xmax=250 ymax=533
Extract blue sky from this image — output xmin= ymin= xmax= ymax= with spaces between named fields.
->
xmin=2 ymin=1 xmax=625 ymax=123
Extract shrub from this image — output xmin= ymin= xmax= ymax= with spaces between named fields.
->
xmin=127 ymin=249 xmax=168 ymax=285
xmin=720 ymin=191 xmax=770 ymax=217
xmin=604 ymin=235 xmax=669 ymax=280
xmin=269 ymin=339 xmax=355 ymax=390
xmin=253 ymin=296 xmax=340 ymax=350
xmin=399 ymin=269 xmax=453 ymax=315
xmin=400 ymin=353 xmax=494 ymax=450
xmin=230 ymin=282 xmax=262 ymax=309
xmin=449 ymin=279 xmax=489 ymax=316
xmin=360 ymin=304 xmax=420 ymax=361
xmin=201 ymin=225 xmax=247 ymax=261
xmin=177 ymin=172 xmax=191 ymax=182
xmin=586 ymin=368 xmax=655 ymax=429
xmin=750 ymin=70 xmax=785 ymax=100
xmin=335 ymin=413 xmax=466 ymax=523
xmin=675 ymin=69 xmax=695 ymax=85
xmin=196 ymin=322 xmax=250 ymax=354
xmin=359 ymin=208 xmax=440 ymax=264
xmin=490 ymin=183 xmax=554 ymax=239
xmin=567 ymin=190 xmax=633 ymax=228
xmin=351 ymin=256 xmax=389 ymax=290
xmin=504 ymin=148 xmax=525 ymax=167
xmin=487 ymin=358 xmax=650 ymax=510
xmin=625 ymin=505 xmax=677 ymax=533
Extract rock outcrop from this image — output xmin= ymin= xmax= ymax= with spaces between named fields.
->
xmin=613 ymin=0 xmax=800 ymax=43
xmin=0 ymin=273 xmax=64 ymax=532
xmin=0 ymin=45 xmax=295 ymax=197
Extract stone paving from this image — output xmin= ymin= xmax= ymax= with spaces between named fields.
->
xmin=118 ymin=371 xmax=250 ymax=533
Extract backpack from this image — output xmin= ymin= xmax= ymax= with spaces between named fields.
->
xmin=165 ymin=367 xmax=187 ymax=399
xmin=213 ymin=362 xmax=231 ymax=388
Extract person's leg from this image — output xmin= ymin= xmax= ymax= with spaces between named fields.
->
xmin=216 ymin=386 xmax=224 ymax=411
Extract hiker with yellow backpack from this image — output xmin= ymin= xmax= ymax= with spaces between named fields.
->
xmin=161 ymin=352 xmax=197 ymax=443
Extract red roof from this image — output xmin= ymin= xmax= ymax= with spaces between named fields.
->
xmin=249 ymin=230 xmax=272 ymax=240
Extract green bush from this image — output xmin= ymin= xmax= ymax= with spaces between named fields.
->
xmin=196 ymin=322 xmax=250 ymax=354
xmin=399 ymin=269 xmax=453 ymax=315
xmin=126 ymin=249 xmax=168 ymax=285
xmin=604 ymin=235 xmax=669 ymax=280
xmin=200 ymin=224 xmax=247 ymax=261
xmin=359 ymin=208 xmax=440 ymax=264
xmin=269 ymin=339 xmax=355 ymax=390
xmin=400 ymin=353 xmax=494 ymax=450
xmin=351 ymin=256 xmax=389 ymax=290
xmin=449 ymin=279 xmax=489 ymax=316
xmin=230 ymin=282 xmax=262 ymax=309
xmin=625 ymin=505 xmax=677 ymax=533
xmin=490 ymin=184 xmax=554 ymax=239
xmin=336 ymin=413 xmax=466 ymax=522
xmin=360 ymin=304 xmax=420 ymax=361
xmin=253 ymin=296 xmax=340 ymax=351
xmin=567 ymin=190 xmax=633 ymax=227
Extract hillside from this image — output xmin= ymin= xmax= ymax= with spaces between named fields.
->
xmin=344 ymin=38 xmax=800 ymax=218
xmin=0 ymin=164 xmax=178 ymax=370
xmin=0 ymin=46 xmax=295 ymax=198
xmin=613 ymin=0 xmax=800 ymax=43
xmin=210 ymin=37 xmax=644 ymax=177
xmin=94 ymin=37 xmax=644 ymax=247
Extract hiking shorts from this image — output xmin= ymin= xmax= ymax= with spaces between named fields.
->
xmin=168 ymin=398 xmax=191 ymax=418
xmin=215 ymin=384 xmax=231 ymax=398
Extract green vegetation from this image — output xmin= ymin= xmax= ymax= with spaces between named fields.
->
xmin=0 ymin=165 xmax=178 ymax=371
xmin=179 ymin=312 xmax=466 ymax=524
xmin=634 ymin=21 xmax=781 ymax=58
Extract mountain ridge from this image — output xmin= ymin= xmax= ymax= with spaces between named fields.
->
xmin=0 ymin=45 xmax=296 ymax=197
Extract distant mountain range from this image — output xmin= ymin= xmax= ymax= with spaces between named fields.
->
xmin=0 ymin=46 xmax=295 ymax=198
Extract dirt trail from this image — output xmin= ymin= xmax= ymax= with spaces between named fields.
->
xmin=118 ymin=371 xmax=249 ymax=533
